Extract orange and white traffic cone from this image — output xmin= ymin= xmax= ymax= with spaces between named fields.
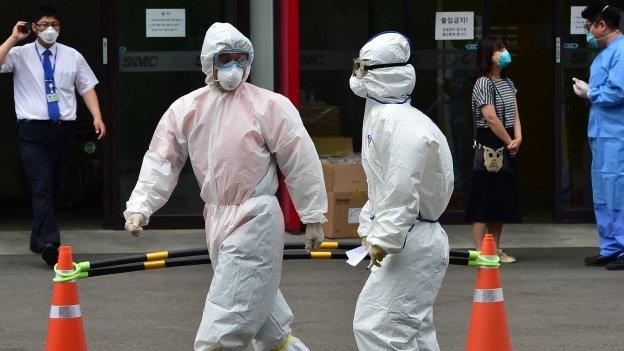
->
xmin=465 ymin=234 xmax=512 ymax=351
xmin=45 ymin=245 xmax=87 ymax=351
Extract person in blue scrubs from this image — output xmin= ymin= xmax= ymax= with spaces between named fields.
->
xmin=573 ymin=2 xmax=624 ymax=270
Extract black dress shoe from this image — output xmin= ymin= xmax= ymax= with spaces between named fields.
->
xmin=606 ymin=258 xmax=624 ymax=270
xmin=41 ymin=244 xmax=59 ymax=267
xmin=584 ymin=254 xmax=618 ymax=266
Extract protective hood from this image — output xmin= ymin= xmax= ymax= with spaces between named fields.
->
xmin=351 ymin=32 xmax=415 ymax=103
xmin=200 ymin=22 xmax=254 ymax=87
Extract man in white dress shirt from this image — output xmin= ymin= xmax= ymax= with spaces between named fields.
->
xmin=0 ymin=5 xmax=106 ymax=266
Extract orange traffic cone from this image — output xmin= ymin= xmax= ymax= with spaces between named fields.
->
xmin=465 ymin=234 xmax=512 ymax=351
xmin=45 ymin=245 xmax=87 ymax=351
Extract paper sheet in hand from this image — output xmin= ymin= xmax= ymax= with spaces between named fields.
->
xmin=346 ymin=245 xmax=368 ymax=266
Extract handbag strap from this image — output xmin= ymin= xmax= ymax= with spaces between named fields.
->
xmin=486 ymin=76 xmax=507 ymax=124
xmin=473 ymin=76 xmax=503 ymax=146
xmin=474 ymin=76 xmax=512 ymax=148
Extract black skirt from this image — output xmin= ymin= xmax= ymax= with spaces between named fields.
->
xmin=465 ymin=127 xmax=523 ymax=223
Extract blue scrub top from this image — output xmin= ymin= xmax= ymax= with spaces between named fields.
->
xmin=588 ymin=35 xmax=624 ymax=138
xmin=588 ymin=35 xmax=624 ymax=209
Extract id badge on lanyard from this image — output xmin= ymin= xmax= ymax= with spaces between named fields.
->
xmin=46 ymin=94 xmax=59 ymax=102
xmin=46 ymin=88 xmax=59 ymax=103
xmin=37 ymin=46 xmax=59 ymax=102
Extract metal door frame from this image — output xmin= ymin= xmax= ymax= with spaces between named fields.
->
xmin=101 ymin=0 xmax=120 ymax=229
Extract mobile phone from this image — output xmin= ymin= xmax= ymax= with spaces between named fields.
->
xmin=20 ymin=21 xmax=31 ymax=34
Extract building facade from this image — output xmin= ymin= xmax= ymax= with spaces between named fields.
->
xmin=0 ymin=0 xmax=613 ymax=229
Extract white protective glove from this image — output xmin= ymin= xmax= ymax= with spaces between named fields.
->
xmin=125 ymin=213 xmax=145 ymax=237
xmin=362 ymin=237 xmax=388 ymax=268
xmin=304 ymin=223 xmax=325 ymax=252
xmin=572 ymin=77 xmax=589 ymax=100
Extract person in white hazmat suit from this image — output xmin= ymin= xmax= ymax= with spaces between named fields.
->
xmin=123 ymin=22 xmax=327 ymax=351
xmin=349 ymin=32 xmax=454 ymax=350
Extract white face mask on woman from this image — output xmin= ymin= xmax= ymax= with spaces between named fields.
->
xmin=39 ymin=26 xmax=59 ymax=44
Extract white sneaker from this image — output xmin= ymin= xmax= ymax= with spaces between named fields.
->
xmin=497 ymin=249 xmax=516 ymax=263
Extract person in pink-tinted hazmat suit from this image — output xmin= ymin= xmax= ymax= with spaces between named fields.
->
xmin=123 ymin=23 xmax=327 ymax=351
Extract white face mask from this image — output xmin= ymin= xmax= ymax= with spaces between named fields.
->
xmin=216 ymin=66 xmax=245 ymax=91
xmin=349 ymin=75 xmax=368 ymax=98
xmin=39 ymin=26 xmax=59 ymax=44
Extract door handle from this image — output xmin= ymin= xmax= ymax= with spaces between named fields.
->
xmin=102 ymin=37 xmax=108 ymax=65
xmin=555 ymin=36 xmax=561 ymax=64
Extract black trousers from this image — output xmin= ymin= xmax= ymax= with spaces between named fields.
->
xmin=17 ymin=120 xmax=74 ymax=252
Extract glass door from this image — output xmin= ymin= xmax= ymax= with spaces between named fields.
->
xmin=106 ymin=0 xmax=244 ymax=228
xmin=555 ymin=1 xmax=624 ymax=222
xmin=299 ymin=0 xmax=486 ymax=223
xmin=490 ymin=0 xmax=555 ymax=221
xmin=404 ymin=0 xmax=486 ymax=221
xmin=0 ymin=1 xmax=105 ymax=227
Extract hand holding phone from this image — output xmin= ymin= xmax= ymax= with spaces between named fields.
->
xmin=11 ymin=21 xmax=31 ymax=42
xmin=20 ymin=21 xmax=31 ymax=34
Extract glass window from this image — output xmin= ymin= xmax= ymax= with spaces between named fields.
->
xmin=300 ymin=0 xmax=402 ymax=148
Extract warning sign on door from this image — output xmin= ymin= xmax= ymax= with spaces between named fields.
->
xmin=570 ymin=6 xmax=586 ymax=35
xmin=146 ymin=9 xmax=186 ymax=38
xmin=435 ymin=12 xmax=474 ymax=41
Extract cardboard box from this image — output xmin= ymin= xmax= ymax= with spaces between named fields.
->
xmin=322 ymin=163 xmax=369 ymax=239
xmin=312 ymin=137 xmax=353 ymax=157
xmin=324 ymin=191 xmax=368 ymax=239
xmin=300 ymin=105 xmax=341 ymax=136
xmin=322 ymin=163 xmax=367 ymax=192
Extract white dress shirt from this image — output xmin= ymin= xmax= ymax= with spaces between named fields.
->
xmin=0 ymin=40 xmax=98 ymax=121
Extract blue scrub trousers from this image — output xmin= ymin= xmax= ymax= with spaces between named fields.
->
xmin=594 ymin=203 xmax=624 ymax=259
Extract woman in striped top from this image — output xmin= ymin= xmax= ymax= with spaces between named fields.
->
xmin=466 ymin=36 xmax=523 ymax=263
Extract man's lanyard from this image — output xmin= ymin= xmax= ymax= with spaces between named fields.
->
xmin=34 ymin=44 xmax=58 ymax=88
xmin=34 ymin=43 xmax=61 ymax=120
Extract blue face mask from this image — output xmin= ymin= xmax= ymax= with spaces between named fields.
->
xmin=586 ymin=31 xmax=599 ymax=48
xmin=498 ymin=50 xmax=512 ymax=69
xmin=586 ymin=27 xmax=620 ymax=48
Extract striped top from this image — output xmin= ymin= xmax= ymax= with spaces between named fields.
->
xmin=471 ymin=76 xmax=518 ymax=128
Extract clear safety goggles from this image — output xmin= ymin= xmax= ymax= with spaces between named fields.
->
xmin=352 ymin=58 xmax=410 ymax=79
xmin=213 ymin=50 xmax=253 ymax=69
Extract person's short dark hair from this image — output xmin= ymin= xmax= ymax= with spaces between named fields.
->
xmin=582 ymin=1 xmax=620 ymax=29
xmin=35 ymin=5 xmax=61 ymax=23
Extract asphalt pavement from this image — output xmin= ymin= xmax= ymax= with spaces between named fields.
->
xmin=0 ymin=244 xmax=621 ymax=350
